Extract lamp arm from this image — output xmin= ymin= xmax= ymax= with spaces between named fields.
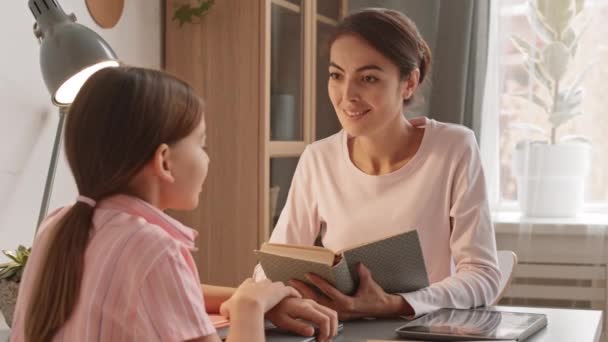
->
xmin=36 ymin=107 xmax=67 ymax=232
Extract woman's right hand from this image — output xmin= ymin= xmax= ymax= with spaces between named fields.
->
xmin=219 ymin=278 xmax=300 ymax=318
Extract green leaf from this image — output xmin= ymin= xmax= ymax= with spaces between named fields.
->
xmin=575 ymin=0 xmax=585 ymax=14
xmin=530 ymin=59 xmax=554 ymax=92
xmin=0 ymin=267 xmax=17 ymax=281
xmin=549 ymin=111 xmax=581 ymax=128
xmin=535 ymin=0 xmax=576 ymax=36
xmin=173 ymin=4 xmax=195 ymax=27
xmin=554 ymin=89 xmax=582 ymax=115
xmin=511 ymin=35 xmax=538 ymax=60
xmin=2 ymin=250 xmax=20 ymax=264
xmin=564 ymin=60 xmax=595 ymax=99
xmin=528 ymin=1 xmax=557 ymax=43
xmin=541 ymin=42 xmax=572 ymax=81
xmin=568 ymin=18 xmax=592 ymax=55
xmin=172 ymin=0 xmax=215 ymax=27
xmin=560 ymin=27 xmax=576 ymax=49
xmin=16 ymin=245 xmax=28 ymax=256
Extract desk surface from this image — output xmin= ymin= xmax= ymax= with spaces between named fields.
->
xmin=266 ymin=306 xmax=603 ymax=342
xmin=1 ymin=306 xmax=602 ymax=342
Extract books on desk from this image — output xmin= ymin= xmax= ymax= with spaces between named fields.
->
xmin=395 ymin=308 xmax=548 ymax=341
xmin=255 ymin=230 xmax=429 ymax=295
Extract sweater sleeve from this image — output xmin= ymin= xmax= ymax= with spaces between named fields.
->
xmin=401 ymin=130 xmax=501 ymax=316
xmin=254 ymin=146 xmax=321 ymax=280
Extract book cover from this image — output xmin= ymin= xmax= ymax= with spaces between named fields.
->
xmin=255 ymin=229 xmax=429 ymax=295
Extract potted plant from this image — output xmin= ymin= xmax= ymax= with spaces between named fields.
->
xmin=510 ymin=0 xmax=593 ymax=217
xmin=172 ymin=0 xmax=215 ymax=27
xmin=0 ymin=245 xmax=30 ymax=327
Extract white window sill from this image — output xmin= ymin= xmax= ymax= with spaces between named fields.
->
xmin=492 ymin=211 xmax=608 ymax=226
xmin=492 ymin=211 xmax=608 ymax=237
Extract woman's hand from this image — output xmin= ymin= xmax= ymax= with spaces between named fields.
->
xmin=289 ymin=263 xmax=414 ymax=320
xmin=219 ymin=278 xmax=300 ymax=318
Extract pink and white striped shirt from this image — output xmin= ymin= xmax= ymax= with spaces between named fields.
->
xmin=11 ymin=195 xmax=215 ymax=341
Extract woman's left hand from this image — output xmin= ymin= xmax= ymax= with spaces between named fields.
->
xmin=289 ymin=263 xmax=414 ymax=320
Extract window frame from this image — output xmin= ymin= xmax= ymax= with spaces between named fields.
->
xmin=480 ymin=0 xmax=608 ymax=218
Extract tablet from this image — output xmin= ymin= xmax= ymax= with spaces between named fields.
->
xmin=395 ymin=308 xmax=547 ymax=341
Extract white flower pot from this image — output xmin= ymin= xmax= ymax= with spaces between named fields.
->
xmin=513 ymin=142 xmax=591 ymax=217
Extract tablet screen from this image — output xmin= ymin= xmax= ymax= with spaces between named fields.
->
xmin=396 ymin=308 xmax=546 ymax=340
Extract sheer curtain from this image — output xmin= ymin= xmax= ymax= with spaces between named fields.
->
xmin=481 ymin=1 xmax=608 ymax=323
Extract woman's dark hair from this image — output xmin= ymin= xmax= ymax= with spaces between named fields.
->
xmin=25 ymin=66 xmax=204 ymax=342
xmin=330 ymin=8 xmax=432 ymax=104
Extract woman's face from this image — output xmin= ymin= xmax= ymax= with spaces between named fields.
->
xmin=328 ymin=34 xmax=412 ymax=138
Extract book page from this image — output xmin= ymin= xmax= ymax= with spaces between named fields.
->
xmin=335 ymin=229 xmax=413 ymax=254
xmin=260 ymin=243 xmax=335 ymax=265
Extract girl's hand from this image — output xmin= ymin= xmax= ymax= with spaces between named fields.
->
xmin=289 ymin=263 xmax=414 ymax=320
xmin=219 ymin=278 xmax=300 ymax=318
xmin=265 ymin=297 xmax=339 ymax=341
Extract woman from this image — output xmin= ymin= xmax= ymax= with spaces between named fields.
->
xmin=255 ymin=8 xmax=500 ymax=320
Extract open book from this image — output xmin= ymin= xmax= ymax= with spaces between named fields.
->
xmin=255 ymin=230 xmax=429 ymax=295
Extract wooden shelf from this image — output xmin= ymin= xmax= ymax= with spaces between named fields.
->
xmin=272 ymin=0 xmax=340 ymax=26
xmin=269 ymin=141 xmax=307 ymax=157
xmin=272 ymin=0 xmax=301 ymax=13
xmin=317 ymin=14 xmax=338 ymax=26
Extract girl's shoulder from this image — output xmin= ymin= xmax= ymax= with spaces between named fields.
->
xmin=93 ymin=207 xmax=183 ymax=255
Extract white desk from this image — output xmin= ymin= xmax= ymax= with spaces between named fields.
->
xmin=1 ymin=306 xmax=602 ymax=341
xmin=266 ymin=306 xmax=603 ymax=342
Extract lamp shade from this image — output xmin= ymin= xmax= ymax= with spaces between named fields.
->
xmin=28 ymin=0 xmax=119 ymax=105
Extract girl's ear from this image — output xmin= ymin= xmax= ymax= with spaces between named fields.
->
xmin=402 ymin=68 xmax=420 ymax=100
xmin=151 ymin=143 xmax=175 ymax=183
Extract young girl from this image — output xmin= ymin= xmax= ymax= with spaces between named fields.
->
xmin=255 ymin=8 xmax=501 ymax=320
xmin=11 ymin=67 xmax=337 ymax=342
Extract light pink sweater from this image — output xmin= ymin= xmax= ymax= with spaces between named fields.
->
xmin=256 ymin=118 xmax=500 ymax=316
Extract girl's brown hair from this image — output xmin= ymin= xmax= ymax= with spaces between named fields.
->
xmin=330 ymin=8 xmax=432 ymax=104
xmin=24 ymin=66 xmax=204 ymax=342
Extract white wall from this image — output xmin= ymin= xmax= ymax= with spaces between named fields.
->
xmin=0 ymin=0 xmax=162 ymax=256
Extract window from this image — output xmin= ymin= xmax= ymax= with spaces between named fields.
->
xmin=482 ymin=0 xmax=608 ymax=215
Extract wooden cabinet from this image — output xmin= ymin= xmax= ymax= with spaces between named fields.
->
xmin=265 ymin=0 xmax=345 ymax=239
xmin=164 ymin=0 xmax=346 ymax=286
